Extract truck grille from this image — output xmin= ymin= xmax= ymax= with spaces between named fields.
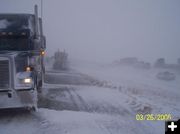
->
xmin=0 ymin=60 xmax=10 ymax=89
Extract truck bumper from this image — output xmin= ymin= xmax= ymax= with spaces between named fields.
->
xmin=0 ymin=89 xmax=37 ymax=109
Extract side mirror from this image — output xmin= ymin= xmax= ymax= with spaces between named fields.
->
xmin=33 ymin=37 xmax=41 ymax=50
xmin=32 ymin=35 xmax=46 ymax=50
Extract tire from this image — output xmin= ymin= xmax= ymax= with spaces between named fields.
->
xmin=32 ymin=77 xmax=38 ymax=112
xmin=37 ymin=72 xmax=44 ymax=93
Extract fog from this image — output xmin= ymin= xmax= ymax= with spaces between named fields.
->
xmin=0 ymin=0 xmax=180 ymax=63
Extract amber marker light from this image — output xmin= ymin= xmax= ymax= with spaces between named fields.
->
xmin=2 ymin=32 xmax=7 ymax=35
xmin=26 ymin=66 xmax=31 ymax=71
xmin=41 ymin=50 xmax=45 ymax=56
xmin=21 ymin=32 xmax=26 ymax=35
xmin=8 ymin=32 xmax=13 ymax=35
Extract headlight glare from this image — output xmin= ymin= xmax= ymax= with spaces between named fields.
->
xmin=24 ymin=78 xmax=32 ymax=83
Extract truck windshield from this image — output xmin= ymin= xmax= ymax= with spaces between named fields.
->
xmin=0 ymin=14 xmax=34 ymax=32
xmin=0 ymin=37 xmax=29 ymax=51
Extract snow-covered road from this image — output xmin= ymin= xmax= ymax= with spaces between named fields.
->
xmin=0 ymin=63 xmax=180 ymax=134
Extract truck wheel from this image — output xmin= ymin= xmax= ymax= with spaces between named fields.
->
xmin=37 ymin=72 xmax=44 ymax=93
xmin=31 ymin=82 xmax=38 ymax=112
xmin=37 ymin=80 xmax=42 ymax=93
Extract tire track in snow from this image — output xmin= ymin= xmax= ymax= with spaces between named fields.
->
xmin=44 ymin=71 xmax=154 ymax=115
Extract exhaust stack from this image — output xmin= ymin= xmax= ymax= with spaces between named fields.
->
xmin=34 ymin=5 xmax=39 ymax=37
xmin=39 ymin=18 xmax=43 ymax=35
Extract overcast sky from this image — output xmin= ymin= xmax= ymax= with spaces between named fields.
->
xmin=0 ymin=0 xmax=180 ymax=63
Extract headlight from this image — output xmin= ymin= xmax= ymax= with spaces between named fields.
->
xmin=24 ymin=78 xmax=32 ymax=83
xmin=15 ymin=72 xmax=34 ymax=89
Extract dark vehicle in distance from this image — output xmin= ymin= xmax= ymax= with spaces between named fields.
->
xmin=156 ymin=71 xmax=176 ymax=81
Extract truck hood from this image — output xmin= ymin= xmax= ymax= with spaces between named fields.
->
xmin=0 ymin=51 xmax=29 ymax=58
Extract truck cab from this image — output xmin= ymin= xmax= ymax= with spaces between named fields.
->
xmin=0 ymin=5 xmax=46 ymax=110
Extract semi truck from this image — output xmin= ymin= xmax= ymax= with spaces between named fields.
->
xmin=0 ymin=5 xmax=46 ymax=110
